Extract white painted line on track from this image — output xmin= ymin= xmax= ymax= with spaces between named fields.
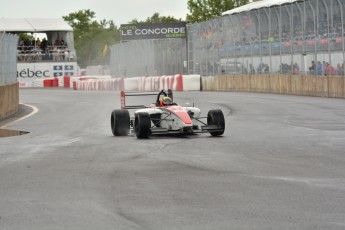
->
xmin=0 ymin=104 xmax=39 ymax=129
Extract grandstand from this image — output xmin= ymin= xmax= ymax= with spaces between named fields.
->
xmin=0 ymin=18 xmax=79 ymax=87
xmin=187 ymin=0 xmax=345 ymax=76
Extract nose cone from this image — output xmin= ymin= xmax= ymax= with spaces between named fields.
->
xmin=169 ymin=106 xmax=192 ymax=124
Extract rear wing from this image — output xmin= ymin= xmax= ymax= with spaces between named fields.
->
xmin=120 ymin=90 xmax=173 ymax=109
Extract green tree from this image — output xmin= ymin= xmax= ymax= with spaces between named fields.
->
xmin=129 ymin=12 xmax=183 ymax=24
xmin=63 ymin=10 xmax=120 ymax=68
xmin=186 ymin=0 xmax=250 ymax=23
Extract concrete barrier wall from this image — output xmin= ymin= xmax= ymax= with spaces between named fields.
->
xmin=0 ymin=82 xmax=19 ymax=120
xmin=202 ymin=75 xmax=345 ymax=99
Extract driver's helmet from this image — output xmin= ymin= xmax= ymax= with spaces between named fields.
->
xmin=160 ymin=96 xmax=173 ymax=106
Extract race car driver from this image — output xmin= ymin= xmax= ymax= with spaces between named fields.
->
xmin=159 ymin=96 xmax=173 ymax=106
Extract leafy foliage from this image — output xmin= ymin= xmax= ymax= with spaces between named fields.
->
xmin=63 ymin=10 xmax=120 ymax=68
xmin=129 ymin=12 xmax=183 ymax=24
xmin=186 ymin=0 xmax=249 ymax=23
xmin=63 ymin=10 xmax=183 ymax=68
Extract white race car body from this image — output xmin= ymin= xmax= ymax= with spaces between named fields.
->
xmin=135 ymin=105 xmax=201 ymax=133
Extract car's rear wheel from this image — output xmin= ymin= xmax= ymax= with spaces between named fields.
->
xmin=134 ymin=112 xmax=151 ymax=139
xmin=111 ymin=109 xmax=130 ymax=136
xmin=207 ymin=109 xmax=225 ymax=136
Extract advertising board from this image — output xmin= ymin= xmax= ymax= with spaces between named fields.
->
xmin=17 ymin=62 xmax=79 ymax=87
xmin=120 ymin=22 xmax=187 ymax=41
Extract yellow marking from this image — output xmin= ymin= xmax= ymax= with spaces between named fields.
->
xmin=0 ymin=104 xmax=38 ymax=129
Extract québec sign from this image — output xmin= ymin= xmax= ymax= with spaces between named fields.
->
xmin=17 ymin=68 xmax=50 ymax=78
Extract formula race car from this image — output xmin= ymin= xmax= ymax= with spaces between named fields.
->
xmin=110 ymin=90 xmax=225 ymax=139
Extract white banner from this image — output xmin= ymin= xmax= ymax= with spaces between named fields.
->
xmin=17 ymin=62 xmax=79 ymax=87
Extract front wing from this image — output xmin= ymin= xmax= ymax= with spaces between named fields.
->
xmin=130 ymin=123 xmax=223 ymax=135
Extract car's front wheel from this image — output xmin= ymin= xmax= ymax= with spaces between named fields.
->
xmin=134 ymin=112 xmax=151 ymax=139
xmin=207 ymin=109 xmax=225 ymax=136
xmin=111 ymin=109 xmax=130 ymax=136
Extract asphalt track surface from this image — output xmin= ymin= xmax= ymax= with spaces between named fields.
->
xmin=1 ymin=88 xmax=345 ymax=230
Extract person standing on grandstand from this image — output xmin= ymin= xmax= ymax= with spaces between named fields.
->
xmin=60 ymin=37 xmax=65 ymax=46
xmin=40 ymin=38 xmax=48 ymax=51
xmin=54 ymin=37 xmax=60 ymax=46
xmin=35 ymin=38 xmax=41 ymax=47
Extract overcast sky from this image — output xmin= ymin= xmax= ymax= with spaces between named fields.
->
xmin=0 ymin=0 xmax=189 ymax=26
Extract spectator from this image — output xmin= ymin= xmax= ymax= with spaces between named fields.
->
xmin=280 ymin=63 xmax=291 ymax=74
xmin=23 ymin=38 xmax=31 ymax=47
xmin=60 ymin=38 xmax=65 ymax=46
xmin=336 ymin=63 xmax=344 ymax=76
xmin=17 ymin=49 xmax=23 ymax=61
xmin=40 ymin=38 xmax=48 ymax=51
xmin=68 ymin=50 xmax=75 ymax=61
xmin=322 ymin=61 xmax=326 ymax=75
xmin=53 ymin=46 xmax=61 ymax=61
xmin=257 ymin=63 xmax=264 ymax=73
xmin=18 ymin=39 xmax=24 ymax=49
xmin=316 ymin=61 xmax=323 ymax=75
xmin=309 ymin=61 xmax=316 ymax=75
xmin=249 ymin=64 xmax=255 ymax=74
xmin=54 ymin=37 xmax=60 ymax=46
xmin=63 ymin=50 xmax=69 ymax=61
xmin=325 ymin=63 xmax=336 ymax=76
xmin=293 ymin=63 xmax=299 ymax=75
xmin=35 ymin=38 xmax=41 ymax=47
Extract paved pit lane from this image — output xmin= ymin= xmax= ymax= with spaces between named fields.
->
xmin=0 ymin=88 xmax=345 ymax=230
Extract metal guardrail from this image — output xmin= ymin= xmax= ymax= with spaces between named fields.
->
xmin=0 ymin=32 xmax=19 ymax=85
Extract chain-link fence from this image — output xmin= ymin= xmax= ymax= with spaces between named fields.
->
xmin=110 ymin=38 xmax=187 ymax=78
xmin=0 ymin=32 xmax=19 ymax=85
xmin=188 ymin=0 xmax=345 ymax=76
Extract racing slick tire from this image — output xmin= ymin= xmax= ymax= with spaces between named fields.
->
xmin=111 ymin=109 xmax=130 ymax=136
xmin=134 ymin=112 xmax=151 ymax=139
xmin=207 ymin=109 xmax=225 ymax=136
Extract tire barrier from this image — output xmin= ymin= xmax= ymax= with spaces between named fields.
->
xmin=20 ymin=77 xmax=64 ymax=88
xmin=73 ymin=74 xmax=200 ymax=92
xmin=63 ymin=76 xmax=70 ymax=88
xmin=43 ymin=79 xmax=53 ymax=87
xmin=75 ymin=77 xmax=124 ymax=91
xmin=16 ymin=74 xmax=201 ymax=92
xmin=138 ymin=75 xmax=183 ymax=92
xmin=42 ymin=78 xmax=59 ymax=87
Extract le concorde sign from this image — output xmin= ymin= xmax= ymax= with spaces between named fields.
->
xmin=120 ymin=22 xmax=186 ymax=41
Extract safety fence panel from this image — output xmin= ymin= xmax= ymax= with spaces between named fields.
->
xmin=109 ymin=39 xmax=187 ymax=78
xmin=0 ymin=32 xmax=19 ymax=85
